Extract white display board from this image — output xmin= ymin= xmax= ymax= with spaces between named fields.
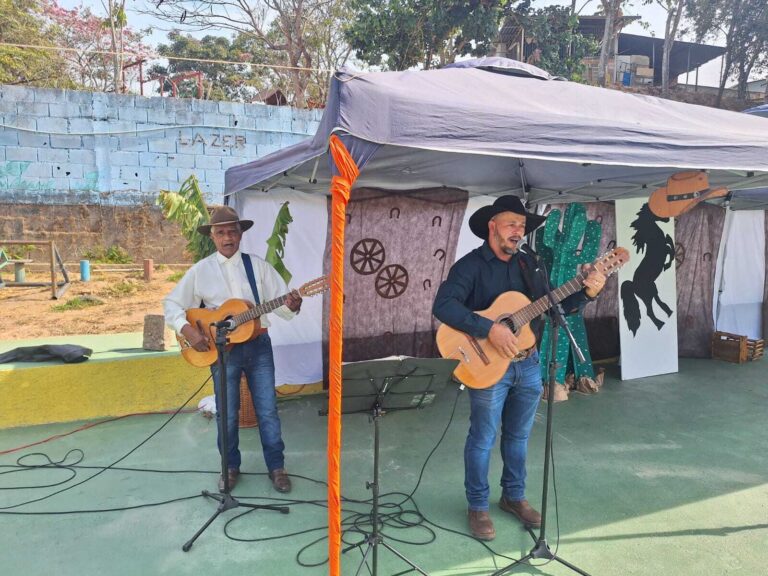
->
xmin=616 ymin=198 xmax=678 ymax=380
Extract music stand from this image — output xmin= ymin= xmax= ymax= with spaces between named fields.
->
xmin=182 ymin=323 xmax=289 ymax=552
xmin=338 ymin=356 xmax=459 ymax=576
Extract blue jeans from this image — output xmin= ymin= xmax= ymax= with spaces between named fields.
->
xmin=210 ymin=333 xmax=285 ymax=473
xmin=465 ymin=351 xmax=542 ymax=511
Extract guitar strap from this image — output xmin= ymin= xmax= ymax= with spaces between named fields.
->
xmin=242 ymin=253 xmax=261 ymax=304
xmin=517 ymin=254 xmax=537 ymax=299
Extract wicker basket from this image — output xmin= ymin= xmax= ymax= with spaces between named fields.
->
xmin=238 ymin=375 xmax=259 ymax=428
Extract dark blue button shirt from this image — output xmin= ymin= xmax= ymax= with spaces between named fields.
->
xmin=433 ymin=242 xmax=586 ymax=340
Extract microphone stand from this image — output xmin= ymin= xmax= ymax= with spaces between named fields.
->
xmin=493 ymin=248 xmax=591 ymax=576
xmin=182 ymin=320 xmax=289 ymax=552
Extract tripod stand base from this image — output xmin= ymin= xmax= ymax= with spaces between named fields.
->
xmin=344 ymin=533 xmax=429 ymax=576
xmin=491 ymin=537 xmax=591 ymax=576
xmin=182 ymin=489 xmax=289 ymax=552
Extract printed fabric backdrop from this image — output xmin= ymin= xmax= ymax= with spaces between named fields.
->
xmin=323 ymin=188 xmax=468 ymax=362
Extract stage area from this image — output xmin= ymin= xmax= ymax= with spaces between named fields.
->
xmin=2 ymin=358 xmax=766 ymax=575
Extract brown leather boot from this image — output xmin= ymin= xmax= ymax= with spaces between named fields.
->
xmin=468 ymin=509 xmax=496 ymax=541
xmin=499 ymin=496 xmax=541 ymax=528
xmin=269 ymin=468 xmax=292 ymax=493
xmin=218 ymin=468 xmax=240 ymax=492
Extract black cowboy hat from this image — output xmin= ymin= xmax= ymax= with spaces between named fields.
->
xmin=197 ymin=206 xmax=254 ymax=235
xmin=468 ymin=196 xmax=546 ymax=240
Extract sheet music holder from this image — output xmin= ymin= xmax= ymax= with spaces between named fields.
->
xmin=331 ymin=356 xmax=459 ymax=576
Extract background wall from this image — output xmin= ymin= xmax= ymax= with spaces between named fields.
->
xmin=0 ymin=85 xmax=322 ymax=261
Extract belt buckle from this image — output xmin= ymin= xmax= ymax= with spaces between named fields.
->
xmin=510 ymin=349 xmax=530 ymax=363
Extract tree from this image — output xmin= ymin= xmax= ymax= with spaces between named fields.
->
xmin=0 ymin=0 xmax=72 ymax=86
xmin=102 ymin=0 xmax=133 ymax=91
xmin=685 ymin=0 xmax=768 ymax=106
xmin=507 ymin=4 xmax=597 ymax=80
xmin=346 ymin=0 xmax=510 ymax=71
xmin=657 ymin=0 xmax=685 ymax=96
xmin=596 ymin=0 xmax=624 ymax=87
xmin=149 ymin=0 xmax=353 ymax=108
xmin=47 ymin=3 xmax=150 ymax=91
xmin=152 ymin=31 xmax=266 ymax=100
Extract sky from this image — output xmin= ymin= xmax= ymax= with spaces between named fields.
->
xmin=57 ymin=0 xmax=727 ymax=87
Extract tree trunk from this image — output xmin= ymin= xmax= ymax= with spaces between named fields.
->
xmin=661 ymin=0 xmax=685 ymax=96
xmin=716 ymin=0 xmax=742 ymax=107
xmin=597 ymin=0 xmax=619 ymax=87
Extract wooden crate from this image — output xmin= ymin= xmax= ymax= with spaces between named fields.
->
xmin=711 ymin=331 xmax=764 ymax=363
xmin=747 ymin=338 xmax=764 ymax=361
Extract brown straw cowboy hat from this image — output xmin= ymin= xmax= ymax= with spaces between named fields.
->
xmin=468 ymin=195 xmax=546 ymax=240
xmin=196 ymin=206 xmax=254 ymax=236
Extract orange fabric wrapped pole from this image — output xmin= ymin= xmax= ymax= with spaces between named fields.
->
xmin=327 ymin=135 xmax=359 ymax=576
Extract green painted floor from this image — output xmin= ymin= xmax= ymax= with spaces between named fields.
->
xmin=2 ymin=358 xmax=767 ymax=575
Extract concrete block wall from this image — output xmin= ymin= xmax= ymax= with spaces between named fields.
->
xmin=0 ymin=85 xmax=323 ymax=261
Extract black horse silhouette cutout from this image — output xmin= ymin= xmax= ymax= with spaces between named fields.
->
xmin=621 ymin=203 xmax=675 ymax=335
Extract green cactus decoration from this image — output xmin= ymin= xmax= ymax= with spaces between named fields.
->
xmin=534 ymin=203 xmax=602 ymax=385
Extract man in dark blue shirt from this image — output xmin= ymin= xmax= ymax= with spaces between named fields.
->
xmin=432 ymin=196 xmax=606 ymax=541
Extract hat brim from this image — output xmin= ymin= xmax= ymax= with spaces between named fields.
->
xmin=468 ymin=205 xmax=546 ymax=240
xmin=197 ymin=219 xmax=254 ymax=236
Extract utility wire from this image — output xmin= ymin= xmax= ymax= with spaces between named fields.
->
xmin=0 ymin=42 xmax=328 ymax=73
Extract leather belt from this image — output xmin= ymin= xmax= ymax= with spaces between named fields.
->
xmin=510 ymin=348 xmax=535 ymax=363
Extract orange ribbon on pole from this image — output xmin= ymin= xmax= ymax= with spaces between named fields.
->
xmin=327 ymin=135 xmax=360 ymax=576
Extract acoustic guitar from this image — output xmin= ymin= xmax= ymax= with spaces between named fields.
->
xmin=178 ymin=275 xmax=329 ymax=367
xmin=435 ymin=248 xmax=629 ymax=389
xmin=648 ymin=171 xmax=729 ymax=218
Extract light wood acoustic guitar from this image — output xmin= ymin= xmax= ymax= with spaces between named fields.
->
xmin=648 ymin=171 xmax=729 ymax=218
xmin=435 ymin=248 xmax=629 ymax=389
xmin=178 ymin=275 xmax=329 ymax=367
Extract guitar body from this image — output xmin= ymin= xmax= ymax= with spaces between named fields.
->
xmin=435 ymin=291 xmax=537 ymax=390
xmin=178 ymin=299 xmax=265 ymax=368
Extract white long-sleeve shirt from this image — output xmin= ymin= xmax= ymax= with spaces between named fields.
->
xmin=164 ymin=249 xmax=296 ymax=334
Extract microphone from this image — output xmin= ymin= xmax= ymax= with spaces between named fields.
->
xmin=519 ymin=243 xmax=540 ymax=260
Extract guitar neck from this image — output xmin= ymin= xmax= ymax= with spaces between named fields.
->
xmin=231 ymin=294 xmax=290 ymax=327
xmin=510 ymin=274 xmax=586 ymax=327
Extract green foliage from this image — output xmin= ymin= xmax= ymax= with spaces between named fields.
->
xmin=508 ymin=5 xmax=598 ymax=80
xmin=0 ymin=0 xmax=74 ymax=87
xmin=157 ymin=175 xmax=216 ymax=263
xmin=0 ymin=244 xmax=37 ymax=260
xmin=265 ymin=201 xmax=293 ymax=285
xmin=52 ymin=296 xmax=104 ymax=312
xmin=153 ymin=31 xmax=270 ymax=101
xmin=168 ymin=270 xmax=186 ymax=282
xmin=81 ymin=245 xmax=133 ymax=264
xmin=346 ymin=0 xmax=508 ymax=70
xmin=100 ymin=279 xmax=140 ymax=298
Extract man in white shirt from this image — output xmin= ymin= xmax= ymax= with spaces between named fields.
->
xmin=164 ymin=206 xmax=302 ymax=493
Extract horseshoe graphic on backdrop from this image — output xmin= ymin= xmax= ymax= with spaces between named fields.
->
xmin=674 ymin=242 xmax=686 ymax=268
xmin=375 ymin=264 xmax=409 ymax=299
xmin=433 ymin=249 xmax=445 ymax=261
xmin=423 ymin=279 xmax=431 ymax=290
xmin=432 ymin=216 xmax=442 ymax=227
xmin=350 ymin=238 xmax=385 ymax=275
xmin=390 ymin=207 xmax=400 ymax=219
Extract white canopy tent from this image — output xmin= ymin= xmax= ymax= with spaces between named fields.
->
xmin=223 ymin=59 xmax=768 ymax=576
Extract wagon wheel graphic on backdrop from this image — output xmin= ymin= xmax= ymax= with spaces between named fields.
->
xmin=375 ymin=264 xmax=409 ymax=299
xmin=350 ymin=238 xmax=386 ymax=275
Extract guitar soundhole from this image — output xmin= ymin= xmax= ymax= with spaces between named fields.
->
xmin=502 ymin=316 xmax=516 ymax=333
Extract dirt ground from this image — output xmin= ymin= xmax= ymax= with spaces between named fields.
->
xmin=0 ymin=267 xmax=186 ymax=341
